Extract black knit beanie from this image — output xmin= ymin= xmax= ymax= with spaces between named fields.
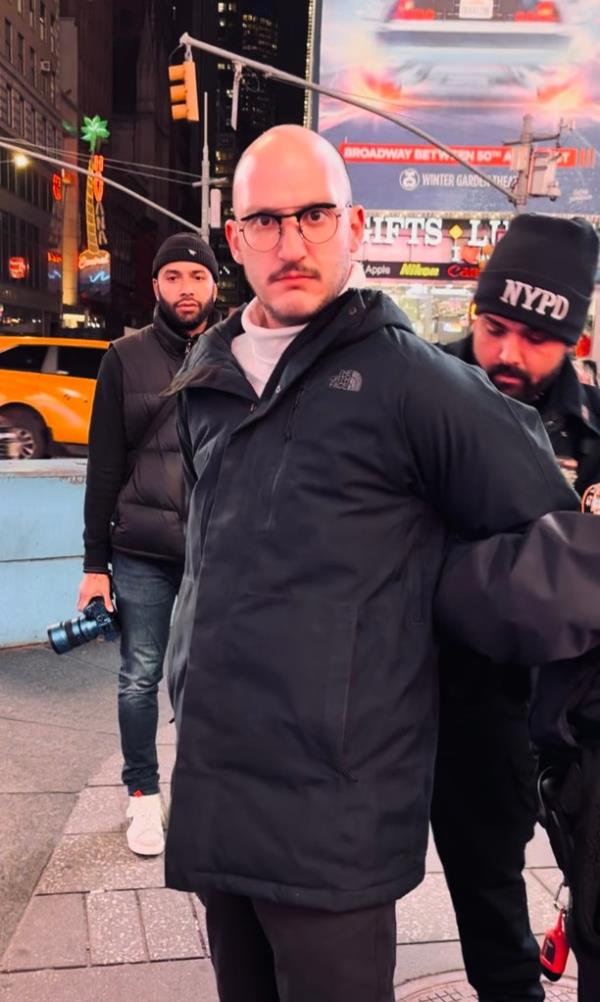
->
xmin=473 ymin=214 xmax=598 ymax=345
xmin=152 ymin=232 xmax=219 ymax=283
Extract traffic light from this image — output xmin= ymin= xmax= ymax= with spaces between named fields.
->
xmin=169 ymin=59 xmax=199 ymax=122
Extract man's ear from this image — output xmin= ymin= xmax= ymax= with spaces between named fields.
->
xmin=225 ymin=219 xmax=243 ymax=265
xmin=152 ymin=277 xmax=159 ymax=301
xmin=349 ymin=205 xmax=366 ymax=255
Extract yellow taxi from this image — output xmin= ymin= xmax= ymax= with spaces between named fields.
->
xmin=0 ymin=335 xmax=109 ymax=459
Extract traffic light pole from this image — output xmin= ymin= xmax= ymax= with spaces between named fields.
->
xmin=179 ymin=32 xmax=518 ymax=209
xmin=200 ymin=92 xmax=210 ymax=242
xmin=504 ymin=114 xmax=570 ymax=213
xmin=511 ymin=114 xmax=533 ymax=213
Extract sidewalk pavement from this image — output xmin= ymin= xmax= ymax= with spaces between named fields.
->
xmin=0 ymin=641 xmax=579 ymax=1000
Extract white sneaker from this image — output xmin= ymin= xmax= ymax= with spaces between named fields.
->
xmin=126 ymin=792 xmax=165 ymax=856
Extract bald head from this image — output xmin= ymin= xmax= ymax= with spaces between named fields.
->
xmin=225 ymin=124 xmax=364 ymax=329
xmin=232 ymin=125 xmax=352 ymax=217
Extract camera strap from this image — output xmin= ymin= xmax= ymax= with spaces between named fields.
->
xmin=124 ymin=395 xmax=178 ymax=484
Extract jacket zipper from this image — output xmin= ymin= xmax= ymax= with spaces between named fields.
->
xmin=285 ymin=385 xmax=305 ymax=440
xmin=266 ymin=386 xmax=305 ymax=528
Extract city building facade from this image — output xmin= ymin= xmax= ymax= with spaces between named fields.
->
xmin=0 ymin=0 xmax=61 ymax=334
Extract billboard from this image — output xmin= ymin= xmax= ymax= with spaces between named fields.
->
xmin=314 ymin=0 xmax=600 ymax=213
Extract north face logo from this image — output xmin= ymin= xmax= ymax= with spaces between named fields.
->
xmin=188 ymin=249 xmax=197 ymax=256
xmin=499 ymin=279 xmax=569 ymax=320
xmin=329 ymin=369 xmax=363 ymax=392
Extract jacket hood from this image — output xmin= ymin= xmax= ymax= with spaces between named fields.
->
xmin=168 ymin=289 xmax=411 ymax=396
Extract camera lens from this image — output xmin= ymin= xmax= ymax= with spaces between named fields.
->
xmin=47 ymin=614 xmax=100 ymax=654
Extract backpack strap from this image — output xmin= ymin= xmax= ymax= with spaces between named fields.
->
xmin=124 ymin=395 xmax=178 ymax=483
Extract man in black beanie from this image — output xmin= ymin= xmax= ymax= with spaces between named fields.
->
xmin=433 ymin=213 xmax=600 ymax=1001
xmin=77 ymin=231 xmax=220 ymax=856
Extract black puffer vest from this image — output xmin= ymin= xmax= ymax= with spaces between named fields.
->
xmin=110 ymin=306 xmax=220 ymax=565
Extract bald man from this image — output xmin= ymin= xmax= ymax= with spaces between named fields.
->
xmin=163 ymin=126 xmax=600 ymax=1002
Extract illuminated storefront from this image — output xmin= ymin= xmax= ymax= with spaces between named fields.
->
xmin=359 ymin=211 xmax=600 ymax=350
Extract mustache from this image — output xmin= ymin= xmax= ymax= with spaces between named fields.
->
xmin=268 ymin=263 xmax=320 ymax=284
xmin=487 ymin=363 xmax=531 ymax=386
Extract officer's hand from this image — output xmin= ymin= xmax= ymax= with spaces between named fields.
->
xmin=77 ymin=573 xmax=114 ymax=613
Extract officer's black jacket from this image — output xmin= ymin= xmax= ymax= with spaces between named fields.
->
xmin=444 ymin=334 xmax=600 ymax=747
xmin=164 ymin=291 xmax=600 ymax=912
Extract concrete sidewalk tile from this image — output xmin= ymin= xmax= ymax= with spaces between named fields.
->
xmin=138 ymin=888 xmax=203 ymax=960
xmin=192 ymin=896 xmax=211 ymax=957
xmin=396 ymin=875 xmax=459 ymax=944
xmin=524 ymin=870 xmax=558 ymax=934
xmin=529 ymin=866 xmax=565 ymax=896
xmin=87 ymin=752 xmax=122 ymax=787
xmin=37 ymin=833 xmax=165 ymax=894
xmin=156 ymin=724 xmax=176 ymax=746
xmin=157 ymin=743 xmax=176 ymax=778
xmin=394 ymin=944 xmax=465 ymax=987
xmin=525 ymin=825 xmax=557 ymax=868
xmin=160 ymin=782 xmax=171 ymax=812
xmin=64 ymin=786 xmax=128 ymax=835
xmin=0 ymin=791 xmax=75 ymax=960
xmin=424 ymin=831 xmax=442 ymax=873
xmin=0 ymin=958 xmax=218 ymax=1002
xmin=2 ymin=893 xmax=87 ymax=972
xmin=86 ymin=889 xmax=146 ymax=966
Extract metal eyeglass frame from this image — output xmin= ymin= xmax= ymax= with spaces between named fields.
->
xmin=237 ymin=202 xmax=353 ymax=252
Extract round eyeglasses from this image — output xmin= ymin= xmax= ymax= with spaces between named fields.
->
xmin=238 ymin=204 xmax=352 ymax=253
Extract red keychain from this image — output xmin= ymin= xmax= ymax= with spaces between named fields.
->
xmin=540 ymin=907 xmax=570 ymax=981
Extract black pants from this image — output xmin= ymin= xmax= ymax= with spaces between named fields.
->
xmin=200 ymin=890 xmax=396 ymax=1002
xmin=431 ymin=661 xmax=543 ymax=1002
xmin=574 ymin=948 xmax=600 ymax=1002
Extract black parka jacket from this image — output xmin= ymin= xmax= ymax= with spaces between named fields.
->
xmin=165 ymin=290 xmax=600 ymax=912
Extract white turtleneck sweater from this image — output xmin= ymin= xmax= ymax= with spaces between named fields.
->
xmin=231 ymin=261 xmax=367 ymax=398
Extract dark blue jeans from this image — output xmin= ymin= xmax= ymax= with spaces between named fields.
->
xmin=112 ymin=552 xmax=182 ymax=796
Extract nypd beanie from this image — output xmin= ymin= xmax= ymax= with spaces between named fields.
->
xmin=152 ymin=232 xmax=219 ymax=283
xmin=473 ymin=213 xmax=598 ymax=345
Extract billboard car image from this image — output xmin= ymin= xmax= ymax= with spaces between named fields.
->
xmin=315 ymin=0 xmax=600 ymax=212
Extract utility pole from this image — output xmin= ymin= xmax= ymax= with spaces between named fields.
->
xmin=200 ymin=91 xmax=210 ymax=242
xmin=504 ymin=114 xmax=571 ymax=213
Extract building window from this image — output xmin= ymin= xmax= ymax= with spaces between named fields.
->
xmin=0 ymin=82 xmax=8 ymax=126
xmin=12 ymin=93 xmax=23 ymax=135
xmin=28 ymin=0 xmax=34 ymax=28
xmin=49 ymin=13 xmax=55 ymax=53
xmin=5 ymin=19 xmax=13 ymax=62
xmin=17 ymin=32 xmax=23 ymax=73
xmin=17 ymin=0 xmax=23 ymax=13
xmin=6 ymin=83 xmax=12 ymax=126
xmin=29 ymin=46 xmax=35 ymax=84
xmin=38 ymin=1 xmax=45 ymax=41
xmin=35 ymin=111 xmax=44 ymax=145
xmin=49 ymin=72 xmax=54 ymax=104
xmin=24 ymin=100 xmax=33 ymax=141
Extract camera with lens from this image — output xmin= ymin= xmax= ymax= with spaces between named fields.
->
xmin=47 ymin=597 xmax=119 ymax=655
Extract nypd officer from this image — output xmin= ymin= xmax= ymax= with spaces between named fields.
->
xmin=433 ymin=213 xmax=600 ymax=1001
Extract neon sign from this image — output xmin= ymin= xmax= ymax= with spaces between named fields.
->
xmin=8 ymin=257 xmax=29 ymax=280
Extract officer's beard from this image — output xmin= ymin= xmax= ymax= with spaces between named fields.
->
xmin=486 ymin=363 xmax=561 ymax=404
xmin=157 ymin=295 xmax=214 ymax=335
